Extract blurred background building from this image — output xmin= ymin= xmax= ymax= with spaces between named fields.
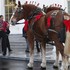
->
xmin=0 ymin=0 xmax=69 ymax=34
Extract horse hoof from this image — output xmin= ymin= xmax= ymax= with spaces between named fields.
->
xmin=27 ymin=67 xmax=33 ymax=69
xmin=41 ymin=63 xmax=46 ymax=68
xmin=41 ymin=67 xmax=46 ymax=69
xmin=27 ymin=63 xmax=33 ymax=68
xmin=53 ymin=65 xmax=58 ymax=69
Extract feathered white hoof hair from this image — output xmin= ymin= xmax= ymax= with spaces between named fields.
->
xmin=53 ymin=62 xmax=59 ymax=68
xmin=27 ymin=62 xmax=33 ymax=68
xmin=41 ymin=62 xmax=46 ymax=68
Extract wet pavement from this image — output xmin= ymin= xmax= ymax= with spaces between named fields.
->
xmin=0 ymin=34 xmax=69 ymax=70
xmin=0 ymin=59 xmax=59 ymax=70
xmin=0 ymin=34 xmax=57 ymax=62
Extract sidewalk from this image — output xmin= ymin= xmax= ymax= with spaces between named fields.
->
xmin=0 ymin=34 xmax=56 ymax=63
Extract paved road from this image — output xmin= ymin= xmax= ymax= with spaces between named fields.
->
xmin=0 ymin=34 xmax=56 ymax=62
xmin=0 ymin=59 xmax=60 ymax=70
xmin=0 ymin=34 xmax=69 ymax=70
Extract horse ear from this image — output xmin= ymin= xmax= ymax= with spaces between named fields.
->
xmin=18 ymin=1 xmax=21 ymax=7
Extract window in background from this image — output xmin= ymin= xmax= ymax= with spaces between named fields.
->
xmin=5 ymin=0 xmax=15 ymax=21
xmin=68 ymin=0 xmax=70 ymax=14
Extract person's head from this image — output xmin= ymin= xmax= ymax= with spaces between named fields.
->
xmin=0 ymin=15 xmax=3 ymax=20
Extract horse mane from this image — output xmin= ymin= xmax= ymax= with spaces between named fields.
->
xmin=21 ymin=0 xmax=40 ymax=12
xmin=44 ymin=6 xmax=63 ymax=13
xmin=22 ymin=4 xmax=37 ymax=11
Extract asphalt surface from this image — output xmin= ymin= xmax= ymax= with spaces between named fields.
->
xmin=0 ymin=34 xmax=69 ymax=70
xmin=0 ymin=34 xmax=56 ymax=62
xmin=0 ymin=59 xmax=59 ymax=70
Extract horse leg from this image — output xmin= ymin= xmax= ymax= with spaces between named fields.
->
xmin=40 ymin=42 xmax=46 ymax=68
xmin=27 ymin=39 xmax=34 ymax=68
xmin=61 ymin=56 xmax=69 ymax=70
xmin=60 ymin=31 xmax=70 ymax=70
xmin=54 ymin=38 xmax=65 ymax=69
xmin=36 ymin=40 xmax=40 ymax=53
xmin=53 ymin=47 xmax=60 ymax=68
xmin=50 ymin=32 xmax=64 ymax=68
xmin=62 ymin=31 xmax=70 ymax=70
xmin=27 ymin=32 xmax=34 ymax=68
xmin=54 ymin=40 xmax=65 ymax=69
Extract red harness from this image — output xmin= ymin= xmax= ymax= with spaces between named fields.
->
xmin=47 ymin=17 xmax=70 ymax=32
xmin=24 ymin=20 xmax=28 ymax=32
xmin=64 ymin=19 xmax=70 ymax=32
xmin=24 ymin=13 xmax=52 ymax=32
xmin=34 ymin=13 xmax=43 ymax=21
xmin=24 ymin=13 xmax=43 ymax=32
xmin=47 ymin=17 xmax=52 ymax=28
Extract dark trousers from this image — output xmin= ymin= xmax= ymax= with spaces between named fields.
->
xmin=6 ymin=34 xmax=11 ymax=52
xmin=0 ymin=31 xmax=7 ymax=54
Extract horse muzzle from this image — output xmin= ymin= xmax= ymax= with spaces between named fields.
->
xmin=11 ymin=20 xmax=17 ymax=25
xmin=10 ymin=18 xmax=17 ymax=25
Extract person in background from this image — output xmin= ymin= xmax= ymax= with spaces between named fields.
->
xmin=0 ymin=15 xmax=7 ymax=56
xmin=22 ymin=27 xmax=29 ymax=52
xmin=0 ymin=15 xmax=11 ymax=56
xmin=6 ymin=22 xmax=12 ymax=55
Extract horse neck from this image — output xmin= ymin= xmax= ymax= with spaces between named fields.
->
xmin=23 ymin=5 xmax=38 ymax=19
xmin=23 ymin=5 xmax=42 ymax=20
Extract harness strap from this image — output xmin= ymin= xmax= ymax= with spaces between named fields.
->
xmin=48 ymin=29 xmax=57 ymax=33
xmin=46 ymin=11 xmax=58 ymax=33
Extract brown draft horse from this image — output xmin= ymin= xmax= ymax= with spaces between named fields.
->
xmin=10 ymin=1 xmax=70 ymax=70
xmin=43 ymin=6 xmax=70 ymax=70
xmin=43 ymin=5 xmax=66 ymax=42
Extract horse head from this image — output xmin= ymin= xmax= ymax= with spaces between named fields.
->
xmin=10 ymin=1 xmax=41 ymax=25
